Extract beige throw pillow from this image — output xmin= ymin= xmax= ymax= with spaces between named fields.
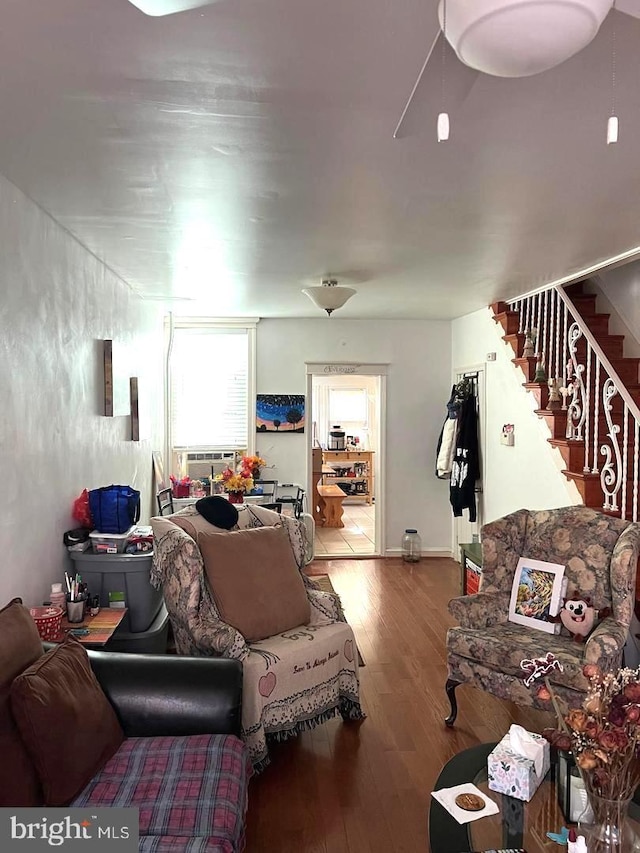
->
xmin=198 ymin=525 xmax=310 ymax=642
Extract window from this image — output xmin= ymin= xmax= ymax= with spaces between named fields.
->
xmin=168 ymin=320 xmax=256 ymax=450
xmin=329 ymin=388 xmax=368 ymax=425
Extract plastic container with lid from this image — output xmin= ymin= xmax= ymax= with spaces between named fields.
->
xmin=69 ymin=550 xmax=161 ymax=633
xmin=89 ymin=526 xmax=135 ymax=554
xmin=401 ymin=529 xmax=422 ymax=563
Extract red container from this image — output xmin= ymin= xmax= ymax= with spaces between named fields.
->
xmin=29 ymin=606 xmax=63 ymax=641
xmin=172 ymin=483 xmax=190 ymax=498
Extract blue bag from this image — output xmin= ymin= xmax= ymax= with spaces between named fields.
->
xmin=89 ymin=485 xmax=141 ymax=534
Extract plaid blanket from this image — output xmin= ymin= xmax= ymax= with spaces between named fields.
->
xmin=71 ymin=734 xmax=250 ymax=852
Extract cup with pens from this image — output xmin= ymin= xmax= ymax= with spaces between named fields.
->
xmin=65 ymin=572 xmax=87 ymax=623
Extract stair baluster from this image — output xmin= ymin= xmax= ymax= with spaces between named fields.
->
xmin=496 ymin=281 xmax=640 ymax=522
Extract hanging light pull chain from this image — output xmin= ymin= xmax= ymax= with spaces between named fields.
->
xmin=607 ymin=3 xmax=618 ymax=145
xmin=438 ymin=0 xmax=450 ymax=142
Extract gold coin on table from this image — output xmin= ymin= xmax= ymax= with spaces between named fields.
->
xmin=454 ymin=793 xmax=485 ymax=811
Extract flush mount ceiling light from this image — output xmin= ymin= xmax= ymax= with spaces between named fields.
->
xmin=302 ymin=279 xmax=357 ymax=317
xmin=126 ymin=0 xmax=219 ymax=15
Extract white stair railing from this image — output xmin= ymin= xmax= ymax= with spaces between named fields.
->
xmin=505 ymin=286 xmax=640 ymax=521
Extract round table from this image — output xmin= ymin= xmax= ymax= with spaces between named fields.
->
xmin=429 ymin=742 xmax=640 ymax=853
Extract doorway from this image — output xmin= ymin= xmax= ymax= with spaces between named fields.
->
xmin=306 ymin=364 xmax=386 ymax=558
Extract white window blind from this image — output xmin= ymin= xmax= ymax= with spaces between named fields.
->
xmin=170 ymin=326 xmax=249 ymax=449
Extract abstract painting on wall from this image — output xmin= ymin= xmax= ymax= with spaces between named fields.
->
xmin=256 ymin=394 xmax=305 ymax=433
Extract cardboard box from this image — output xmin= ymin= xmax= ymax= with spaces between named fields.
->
xmin=487 ymin=730 xmax=550 ymax=801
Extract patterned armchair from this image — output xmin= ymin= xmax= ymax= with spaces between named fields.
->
xmin=150 ymin=504 xmax=365 ymax=771
xmin=445 ymin=506 xmax=640 ymax=726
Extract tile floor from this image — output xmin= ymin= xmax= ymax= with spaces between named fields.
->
xmin=313 ymin=500 xmax=375 ymax=557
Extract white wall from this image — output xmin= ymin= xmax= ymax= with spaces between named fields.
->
xmin=596 ymin=263 xmax=640 ymax=358
xmin=0 ymin=175 xmax=164 ymax=608
xmin=452 ymin=307 xmax=580 ymax=525
xmin=256 ymin=319 xmax=453 ymax=554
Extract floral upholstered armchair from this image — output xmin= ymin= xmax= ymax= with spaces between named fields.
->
xmin=150 ymin=504 xmax=365 ymax=771
xmin=445 ymin=506 xmax=640 ymax=726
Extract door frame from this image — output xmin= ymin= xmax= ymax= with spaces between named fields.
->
xmin=305 ymin=362 xmax=388 ymax=556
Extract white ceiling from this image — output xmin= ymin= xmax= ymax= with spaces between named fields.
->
xmin=3 ymin=0 xmax=640 ymax=319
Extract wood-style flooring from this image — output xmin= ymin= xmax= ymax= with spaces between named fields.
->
xmin=244 ymin=556 xmax=554 ymax=853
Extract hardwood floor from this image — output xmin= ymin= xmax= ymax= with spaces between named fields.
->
xmin=244 ymin=557 xmax=554 ymax=852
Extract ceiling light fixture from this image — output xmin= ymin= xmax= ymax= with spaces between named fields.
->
xmin=439 ymin=0 xmax=612 ymax=78
xmin=302 ymin=279 xmax=357 ymax=317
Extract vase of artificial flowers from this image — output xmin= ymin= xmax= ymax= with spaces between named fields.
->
xmin=240 ymin=454 xmax=266 ymax=481
xmin=541 ymin=663 xmax=640 ymax=853
xmin=214 ymin=467 xmax=254 ymax=503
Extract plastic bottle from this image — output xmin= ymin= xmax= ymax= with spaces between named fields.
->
xmin=50 ymin=583 xmax=67 ymax=613
xmin=574 ymin=836 xmax=587 ymax=853
xmin=401 ymin=529 xmax=422 ymax=563
xmin=567 ymin=828 xmax=577 ymax=853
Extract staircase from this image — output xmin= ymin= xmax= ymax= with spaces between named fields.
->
xmin=492 ymin=281 xmax=640 ymax=522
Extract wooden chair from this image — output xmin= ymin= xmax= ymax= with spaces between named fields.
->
xmin=251 ymin=480 xmax=278 ymax=501
xmin=156 ymin=488 xmax=174 ymax=516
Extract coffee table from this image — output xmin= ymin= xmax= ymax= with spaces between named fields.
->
xmin=429 ymin=743 xmax=640 ymax=853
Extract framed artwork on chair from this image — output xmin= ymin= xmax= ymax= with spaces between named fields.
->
xmin=508 ymin=557 xmax=565 ymax=634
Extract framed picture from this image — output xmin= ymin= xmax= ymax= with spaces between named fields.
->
xmin=256 ymin=394 xmax=305 ymax=433
xmin=103 ymin=339 xmax=133 ymax=417
xmin=508 ymin=557 xmax=565 ymax=634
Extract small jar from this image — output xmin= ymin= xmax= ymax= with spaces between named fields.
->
xmin=50 ymin=583 xmax=67 ymax=613
xmin=402 ymin=529 xmax=422 ymax=563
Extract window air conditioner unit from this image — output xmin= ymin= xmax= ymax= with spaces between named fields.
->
xmin=184 ymin=450 xmax=242 ymax=480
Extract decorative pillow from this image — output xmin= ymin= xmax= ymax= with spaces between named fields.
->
xmin=10 ymin=636 xmax=124 ymax=806
xmin=198 ymin=525 xmax=311 ymax=642
xmin=0 ymin=598 xmax=44 ymax=806
xmin=195 ymin=496 xmax=239 ymax=530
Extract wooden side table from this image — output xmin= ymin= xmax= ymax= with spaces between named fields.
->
xmin=459 ymin=542 xmax=483 ymax=595
xmin=58 ymin=608 xmax=128 ymax=647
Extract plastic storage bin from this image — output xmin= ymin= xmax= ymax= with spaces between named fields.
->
xmin=104 ymin=602 xmax=170 ymax=654
xmin=69 ymin=551 xmax=161 ymax=633
xmin=89 ymin=526 xmax=135 ymax=554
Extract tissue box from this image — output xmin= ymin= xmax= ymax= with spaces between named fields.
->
xmin=487 ymin=730 xmax=550 ymax=801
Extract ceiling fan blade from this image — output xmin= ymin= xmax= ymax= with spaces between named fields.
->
xmin=616 ymin=0 xmax=640 ymax=17
xmin=393 ymin=32 xmax=480 ymax=139
xmin=126 ymin=0 xmax=221 ymax=15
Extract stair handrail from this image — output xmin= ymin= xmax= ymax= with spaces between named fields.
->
xmin=555 ymin=285 xmax=640 ymax=423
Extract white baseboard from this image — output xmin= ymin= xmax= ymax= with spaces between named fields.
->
xmin=384 ymin=547 xmax=454 ymax=559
